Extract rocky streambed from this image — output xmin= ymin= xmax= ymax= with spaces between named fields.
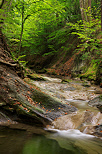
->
xmin=30 ymin=75 xmax=102 ymax=138
xmin=0 ymin=74 xmax=102 ymax=154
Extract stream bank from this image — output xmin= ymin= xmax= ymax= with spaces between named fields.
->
xmin=0 ymin=40 xmax=77 ymax=127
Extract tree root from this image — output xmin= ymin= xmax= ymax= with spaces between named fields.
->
xmin=0 ymin=59 xmax=17 ymax=67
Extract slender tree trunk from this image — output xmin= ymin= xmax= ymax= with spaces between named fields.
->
xmin=101 ymin=0 xmax=102 ymax=31
xmin=88 ymin=0 xmax=91 ymax=8
xmin=84 ymin=0 xmax=88 ymax=21
xmin=0 ymin=0 xmax=5 ymax=9
xmin=18 ymin=4 xmax=24 ymax=56
xmin=0 ymin=0 xmax=5 ymax=26
xmin=79 ymin=0 xmax=85 ymax=21
xmin=88 ymin=0 xmax=91 ymax=21
xmin=79 ymin=0 xmax=91 ymax=22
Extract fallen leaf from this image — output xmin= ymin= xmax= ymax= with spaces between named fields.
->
xmin=27 ymin=91 xmax=31 ymax=94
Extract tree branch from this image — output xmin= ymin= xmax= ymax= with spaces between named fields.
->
xmin=24 ymin=15 xmax=31 ymax=23
xmin=0 ymin=0 xmax=5 ymax=9
xmin=0 ymin=59 xmax=17 ymax=66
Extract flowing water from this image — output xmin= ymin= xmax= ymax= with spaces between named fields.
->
xmin=0 ymin=127 xmax=102 ymax=154
xmin=45 ymin=129 xmax=102 ymax=154
xmin=0 ymin=75 xmax=102 ymax=154
xmin=32 ymin=75 xmax=102 ymax=153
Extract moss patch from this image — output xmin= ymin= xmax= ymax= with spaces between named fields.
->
xmin=96 ymin=61 xmax=102 ymax=86
xmin=80 ymin=62 xmax=98 ymax=81
xmin=99 ymin=95 xmax=102 ymax=100
xmin=27 ymin=73 xmax=46 ymax=81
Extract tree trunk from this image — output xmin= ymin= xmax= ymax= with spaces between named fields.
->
xmin=18 ymin=3 xmax=24 ymax=56
xmin=88 ymin=0 xmax=91 ymax=21
xmin=0 ymin=0 xmax=5 ymax=9
xmin=79 ymin=0 xmax=85 ymax=21
xmin=79 ymin=0 xmax=91 ymax=22
xmin=101 ymin=0 xmax=102 ymax=31
xmin=88 ymin=0 xmax=91 ymax=8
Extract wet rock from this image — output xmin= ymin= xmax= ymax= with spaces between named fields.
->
xmin=61 ymin=79 xmax=70 ymax=83
xmin=82 ymin=81 xmax=91 ymax=87
xmin=50 ymin=110 xmax=102 ymax=134
xmin=27 ymin=74 xmax=46 ymax=81
xmin=94 ymin=90 xmax=102 ymax=94
xmin=44 ymin=105 xmax=77 ymax=120
xmin=32 ymin=90 xmax=77 ymax=120
xmin=93 ymin=124 xmax=102 ymax=137
xmin=88 ymin=95 xmax=102 ymax=112
xmin=63 ymin=87 xmax=76 ymax=91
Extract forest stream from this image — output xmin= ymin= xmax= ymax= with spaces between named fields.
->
xmin=0 ymin=75 xmax=102 ymax=154
xmin=0 ymin=0 xmax=102 ymax=153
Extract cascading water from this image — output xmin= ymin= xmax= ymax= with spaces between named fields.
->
xmin=45 ymin=129 xmax=102 ymax=154
xmin=0 ymin=75 xmax=101 ymax=154
xmin=32 ymin=76 xmax=102 ymax=131
xmin=31 ymin=75 xmax=102 ymax=153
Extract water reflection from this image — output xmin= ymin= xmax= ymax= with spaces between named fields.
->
xmin=23 ymin=134 xmax=73 ymax=154
xmin=0 ymin=128 xmax=27 ymax=154
xmin=46 ymin=129 xmax=102 ymax=154
xmin=0 ymin=127 xmax=102 ymax=154
xmin=0 ymin=127 xmax=80 ymax=154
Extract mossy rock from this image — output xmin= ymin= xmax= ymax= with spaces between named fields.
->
xmin=80 ymin=62 xmax=97 ymax=81
xmin=88 ymin=95 xmax=102 ymax=112
xmin=100 ymin=94 xmax=102 ymax=100
xmin=82 ymin=81 xmax=91 ymax=87
xmin=37 ymin=68 xmax=47 ymax=73
xmin=94 ymin=124 xmax=102 ymax=137
xmin=87 ymin=74 xmax=96 ymax=81
xmin=96 ymin=61 xmax=102 ymax=86
xmin=27 ymin=74 xmax=46 ymax=81
xmin=61 ymin=79 xmax=70 ymax=83
xmin=31 ymin=89 xmax=77 ymax=120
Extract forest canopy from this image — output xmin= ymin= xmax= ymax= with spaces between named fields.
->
xmin=0 ymin=0 xmax=102 ymax=66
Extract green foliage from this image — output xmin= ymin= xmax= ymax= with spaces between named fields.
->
xmin=11 ymin=52 xmax=28 ymax=66
xmin=0 ymin=0 xmax=102 ymax=69
xmin=1 ymin=0 xmax=82 ymax=57
xmin=99 ymin=94 xmax=102 ymax=100
xmin=67 ymin=16 xmax=102 ymax=64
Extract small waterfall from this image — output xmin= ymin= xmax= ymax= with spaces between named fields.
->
xmin=91 ymin=112 xmax=102 ymax=125
xmin=83 ymin=127 xmax=88 ymax=134
xmin=46 ymin=129 xmax=102 ymax=154
xmin=47 ymin=110 xmax=102 ymax=136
